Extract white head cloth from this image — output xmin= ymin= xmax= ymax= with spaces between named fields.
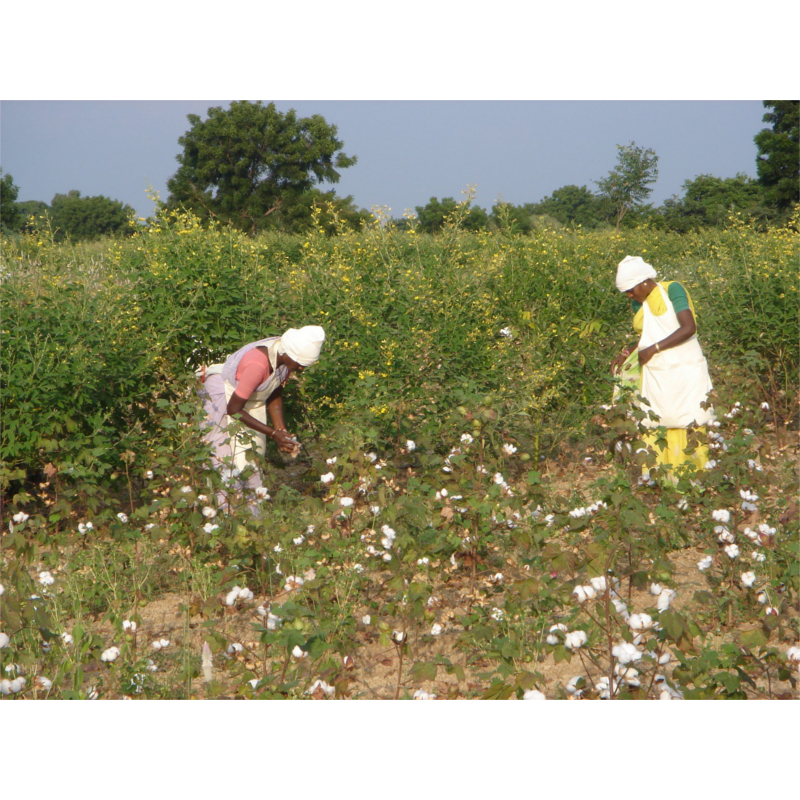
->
xmin=280 ymin=326 xmax=326 ymax=366
xmin=616 ymin=255 xmax=657 ymax=293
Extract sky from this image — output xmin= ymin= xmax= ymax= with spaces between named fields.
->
xmin=0 ymin=100 xmax=771 ymax=220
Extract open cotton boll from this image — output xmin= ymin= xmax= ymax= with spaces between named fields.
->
xmin=320 ymin=472 xmax=335 ymax=484
xmin=740 ymin=572 xmax=757 ymax=588
xmin=0 ymin=632 xmax=10 ymax=649
xmin=698 ymin=556 xmax=713 ymax=571
xmin=101 ymin=646 xmax=120 ymax=662
xmin=522 ymin=689 xmax=547 ymax=700
xmin=339 ymin=497 xmax=354 ymax=507
xmin=405 ymin=440 xmax=416 ymax=452
xmin=122 ymin=620 xmax=137 ymax=632
xmin=656 ymin=589 xmax=676 ymax=612
xmin=201 ymin=506 xmax=217 ymax=519
xmin=712 ymin=509 xmax=731 ymax=523
xmin=307 ymin=679 xmax=335 ymax=697
xmin=226 ymin=642 xmax=244 ymax=655
xmin=649 ymin=583 xmax=662 ymax=596
xmin=292 ymin=646 xmax=308 ymax=659
xmin=431 ymin=623 xmax=443 ymax=636
xmin=38 ymin=571 xmax=55 ymax=586
xmin=564 ymin=630 xmax=588 ymax=650
xmin=413 ymin=690 xmax=436 ymax=700
xmin=786 ymin=647 xmax=800 ymax=665
xmin=628 ymin=613 xmax=653 ymax=631
xmin=36 ymin=676 xmax=53 ymax=691
xmin=723 ymin=544 xmax=740 ymax=559
xmin=589 ymin=576 xmax=607 ymax=593
xmin=612 ymin=642 xmax=643 ymax=665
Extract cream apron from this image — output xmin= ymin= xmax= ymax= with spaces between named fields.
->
xmin=638 ymin=283 xmax=714 ymax=429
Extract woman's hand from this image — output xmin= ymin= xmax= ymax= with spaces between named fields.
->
xmin=271 ymin=429 xmax=298 ymax=454
xmin=638 ymin=345 xmax=658 ymax=367
xmin=611 ymin=347 xmax=632 ymax=375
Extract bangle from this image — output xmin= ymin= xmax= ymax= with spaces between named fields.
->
xmin=655 ymin=342 xmax=661 ymax=352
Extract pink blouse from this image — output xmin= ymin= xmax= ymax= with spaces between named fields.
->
xmin=233 ymin=348 xmax=271 ymax=401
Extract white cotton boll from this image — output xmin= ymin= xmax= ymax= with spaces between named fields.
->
xmin=0 ymin=584 xmax=4 ymax=597
xmin=765 ymin=606 xmax=779 ymax=616
xmin=677 ymin=497 xmax=689 ymax=511
xmin=413 ymin=690 xmax=436 ymax=700
xmin=145 ymin=470 xmax=154 ymax=479
xmin=391 ymin=630 xmax=407 ymax=644
xmin=649 ymin=583 xmax=662 ymax=596
xmin=712 ymin=509 xmax=731 ymax=523
xmin=523 ymin=689 xmax=547 ymax=700
xmin=786 ymin=647 xmax=800 ymax=665
xmin=226 ymin=642 xmax=244 ymax=655
xmin=326 ymin=457 xmax=337 ymax=466
xmin=12 ymin=512 xmax=30 ymax=523
xmin=658 ymin=652 xmax=672 ymax=665
xmin=293 ymin=535 xmax=305 ymax=546
xmin=307 ymin=679 xmax=335 ymax=697
xmin=756 ymin=591 xmax=768 ymax=604
xmin=361 ymin=615 xmax=371 ymax=625
xmin=698 ymin=556 xmax=713 ymax=571
xmin=116 ymin=513 xmax=129 ymax=523
xmin=284 ymin=576 xmax=304 ymax=592
xmin=757 ymin=523 xmax=776 ymax=537
xmin=0 ymin=679 xmax=12 ymax=695
xmin=628 ymin=613 xmax=653 ymax=631
xmin=491 ymin=573 xmax=505 ymax=584
xmin=266 ymin=613 xmax=282 ymax=631
xmin=36 ymin=676 xmax=52 ymax=691
xmin=238 ymin=587 xmax=254 ymax=601
xmin=255 ymin=487 xmax=269 ymax=499
xmin=38 ymin=571 xmax=55 ymax=586
xmin=406 ymin=440 xmax=416 ymax=452
xmin=741 ymin=501 xmax=758 ymax=513
xmin=417 ymin=557 xmax=430 ymax=566
xmin=101 ymin=646 xmax=120 ymax=662
xmin=339 ymin=497 xmax=354 ymax=507
xmin=203 ymin=523 xmax=219 ymax=534
xmin=9 ymin=677 xmax=26 ymax=694
xmin=589 ymin=576 xmax=607 ymax=593
xmin=615 ymin=664 xmax=639 ymax=680
xmin=122 ymin=620 xmax=137 ymax=633
xmin=431 ymin=623 xmax=443 ymax=636
xmin=657 ymin=589 xmax=676 ymax=612
xmin=740 ymin=571 xmax=756 ymax=588
xmin=584 ymin=585 xmax=597 ymax=600
xmin=740 ymin=489 xmax=759 ymax=502
xmin=320 ymin=472 xmax=335 ymax=484
xmin=717 ymin=529 xmax=735 ymax=544
xmin=723 ymin=544 xmax=740 ymax=559
xmin=760 ymin=402 xmax=770 ymax=411
xmin=546 ymin=634 xmax=560 ymax=645
xmin=752 ymin=552 xmax=766 ymax=563
xmin=225 ymin=588 xmax=241 ymax=606
xmin=273 ymin=544 xmax=282 ymax=553
xmin=499 ymin=327 xmax=512 ymax=338
xmin=365 ymin=452 xmax=378 ymax=463
xmin=612 ymin=642 xmax=643 ymax=665
xmin=564 ymin=630 xmax=587 ymax=650
xmin=382 ymin=552 xmax=392 ymax=562
xmin=180 ymin=485 xmax=192 ymax=494
xmin=493 ymin=473 xmax=506 ymax=485
xmin=61 ymin=632 xmax=74 ymax=645
xmin=573 ymin=585 xmax=588 ymax=603
xmin=659 ymin=689 xmax=673 ymax=700
xmin=202 ymin=506 xmax=217 ymax=519
xmin=503 ymin=443 xmax=518 ymax=455
xmin=612 ymin=597 xmax=630 ymax=619
xmin=491 ymin=608 xmax=504 ymax=621
xmin=292 ymin=646 xmax=307 ymax=659
xmin=353 ymin=564 xmax=364 ymax=573
xmin=0 ymin=632 xmax=10 ymax=649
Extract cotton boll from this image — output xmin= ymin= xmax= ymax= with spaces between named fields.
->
xmin=656 ymin=589 xmax=676 ymax=612
xmin=522 ymin=689 xmax=547 ymax=700
xmin=649 ymin=583 xmax=662 ymax=596
xmin=786 ymin=647 xmax=800 ymax=665
xmin=292 ymin=645 xmax=308 ymax=659
xmin=712 ymin=509 xmax=731 ymax=523
xmin=564 ymin=630 xmax=588 ymax=650
xmin=226 ymin=642 xmax=244 ymax=655
xmin=413 ymin=690 xmax=436 ymax=700
xmin=405 ymin=440 xmax=416 ymax=452
xmin=698 ymin=556 xmax=713 ymax=571
xmin=589 ymin=576 xmax=607 ymax=594
xmin=122 ymin=620 xmax=137 ymax=633
xmin=756 ymin=591 xmax=768 ymax=605
xmin=628 ymin=613 xmax=653 ymax=631
xmin=723 ymin=544 xmax=740 ymax=559
xmin=566 ymin=676 xmax=585 ymax=697
xmin=339 ymin=497 xmax=354 ymax=507
xmin=36 ymin=676 xmax=53 ymax=691
xmin=38 ymin=571 xmax=55 ymax=586
xmin=307 ymin=679 xmax=335 ymax=697
xmin=361 ymin=615 xmax=371 ymax=625
xmin=431 ymin=623 xmax=443 ymax=636
xmin=101 ymin=646 xmax=120 ymax=662
xmin=612 ymin=642 xmax=643 ymax=665
xmin=391 ymin=631 xmax=407 ymax=644
xmin=740 ymin=571 xmax=756 ymax=588
xmin=201 ymin=506 xmax=217 ymax=519
xmin=320 ymin=472 xmax=335 ymax=484
xmin=0 ymin=632 xmax=10 ymax=649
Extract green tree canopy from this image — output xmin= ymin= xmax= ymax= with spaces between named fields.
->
xmin=50 ymin=190 xmax=135 ymax=241
xmin=754 ymin=100 xmax=799 ymax=214
xmin=167 ymin=101 xmax=357 ymax=235
xmin=660 ymin=173 xmax=767 ymax=231
xmin=414 ymin=196 xmax=488 ymax=233
xmin=1 ymin=170 xmax=22 ymax=232
xmin=488 ymin=201 xmax=535 ymax=234
xmin=595 ymin=142 xmax=659 ymax=231
xmin=531 ymin=185 xmax=604 ymax=228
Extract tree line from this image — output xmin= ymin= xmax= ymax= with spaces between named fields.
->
xmin=1 ymin=100 xmax=797 ymax=241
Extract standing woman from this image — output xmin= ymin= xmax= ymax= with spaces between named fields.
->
xmin=611 ymin=256 xmax=714 ymax=478
xmin=198 ymin=326 xmax=325 ymax=511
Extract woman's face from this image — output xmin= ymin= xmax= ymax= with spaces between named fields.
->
xmin=625 ymin=280 xmax=654 ymax=304
xmin=282 ymin=354 xmax=305 ymax=375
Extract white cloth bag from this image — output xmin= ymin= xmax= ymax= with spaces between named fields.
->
xmin=638 ymin=284 xmax=715 ymax=429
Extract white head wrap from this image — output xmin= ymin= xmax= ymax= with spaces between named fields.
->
xmin=280 ymin=325 xmax=326 ymax=367
xmin=616 ymin=256 xmax=657 ymax=293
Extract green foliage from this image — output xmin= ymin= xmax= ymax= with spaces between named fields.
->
xmin=754 ymin=101 xmax=799 ymax=215
xmin=414 ymin=196 xmax=488 ymax=233
xmin=595 ymin=142 xmax=659 ymax=231
xmin=1 ymin=170 xmax=23 ymax=232
xmin=660 ymin=174 xmax=769 ymax=231
xmin=49 ymin=190 xmax=136 ymax=241
xmin=530 ymin=185 xmax=606 ymax=229
xmin=166 ymin=101 xmax=357 ymax=236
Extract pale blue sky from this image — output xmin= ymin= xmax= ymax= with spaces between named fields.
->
xmin=0 ymin=100 xmax=770 ymax=220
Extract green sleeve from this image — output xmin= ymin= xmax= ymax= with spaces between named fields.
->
xmin=668 ymin=282 xmax=690 ymax=313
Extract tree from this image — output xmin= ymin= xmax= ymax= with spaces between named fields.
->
xmin=50 ymin=191 xmax=135 ymax=240
xmin=414 ymin=196 xmax=488 ymax=233
xmin=1 ymin=170 xmax=22 ymax=232
xmin=167 ymin=101 xmax=357 ymax=235
xmin=754 ymin=101 xmax=799 ymax=214
xmin=489 ymin=201 xmax=535 ymax=234
xmin=531 ymin=185 xmax=604 ymax=228
xmin=595 ymin=142 xmax=659 ymax=231
xmin=660 ymin=173 xmax=767 ymax=232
